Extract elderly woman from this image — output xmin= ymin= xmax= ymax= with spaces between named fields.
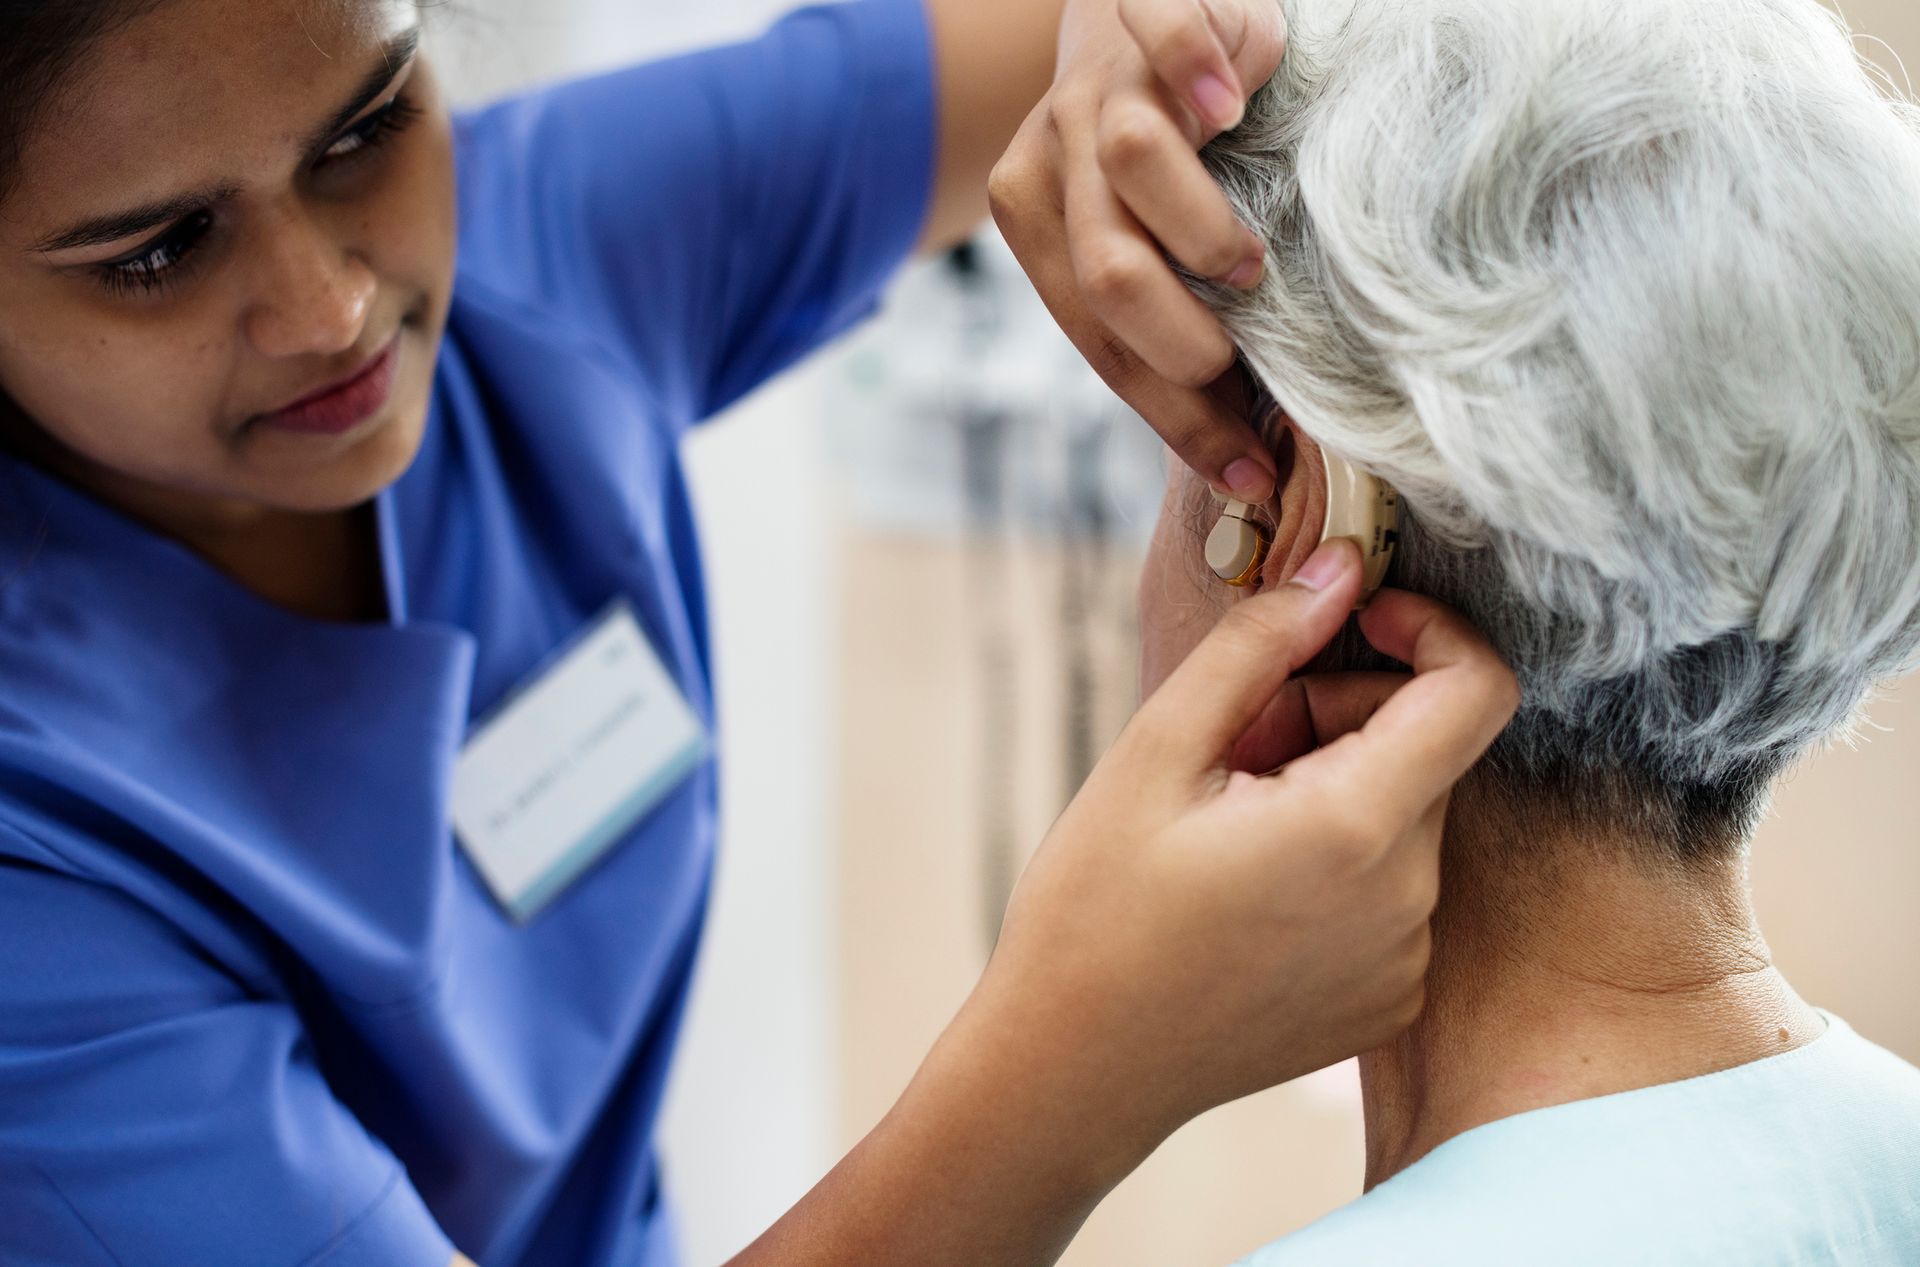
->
xmin=1132 ymin=0 xmax=1920 ymax=1260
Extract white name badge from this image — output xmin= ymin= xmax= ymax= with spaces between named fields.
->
xmin=451 ymin=601 xmax=709 ymax=923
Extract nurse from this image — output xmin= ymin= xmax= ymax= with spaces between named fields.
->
xmin=0 ymin=1 xmax=1519 ymax=1264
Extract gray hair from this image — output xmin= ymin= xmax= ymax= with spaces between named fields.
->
xmin=1195 ymin=0 xmax=1920 ymax=856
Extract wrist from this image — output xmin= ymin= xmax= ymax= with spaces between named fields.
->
xmin=909 ymin=970 xmax=1177 ymax=1196
xmin=731 ymin=972 xmax=1166 ymax=1267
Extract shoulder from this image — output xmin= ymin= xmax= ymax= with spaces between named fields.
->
xmin=1235 ymin=1117 xmax=1608 ymax=1267
xmin=446 ymin=0 xmax=935 ymax=290
xmin=1823 ymin=1014 xmax=1920 ymax=1099
xmin=1239 ymin=1020 xmax=1920 ymax=1267
xmin=441 ymin=0 xmax=935 ymax=419
xmin=1795 ymin=1017 xmax=1920 ymax=1190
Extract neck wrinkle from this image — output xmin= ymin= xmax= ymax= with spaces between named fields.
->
xmin=1356 ymin=783 xmax=1824 ymax=1190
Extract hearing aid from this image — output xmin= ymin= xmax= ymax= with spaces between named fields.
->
xmin=1207 ymin=453 xmax=1401 ymax=598
xmin=1206 ymin=500 xmax=1271 ymax=588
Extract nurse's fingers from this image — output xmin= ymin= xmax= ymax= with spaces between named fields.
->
xmin=1064 ymin=139 xmax=1240 ymax=390
xmin=1118 ymin=0 xmax=1289 ymax=134
xmin=1225 ymin=671 xmax=1410 ymax=776
xmin=1254 ymin=589 xmax=1520 ymax=833
xmin=990 ymin=114 xmax=1276 ymax=502
xmin=1095 ymin=89 xmax=1267 ymax=286
xmin=1126 ymin=539 xmax=1363 ymax=781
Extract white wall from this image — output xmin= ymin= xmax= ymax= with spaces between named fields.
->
xmin=668 ymin=384 xmax=844 ymax=1265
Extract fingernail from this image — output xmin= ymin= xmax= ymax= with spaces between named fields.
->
xmin=1226 ymin=253 xmax=1265 ymax=289
xmin=1288 ymin=540 xmax=1349 ymax=593
xmin=1223 ymin=457 xmax=1275 ymax=503
xmin=1190 ymin=74 xmax=1244 ymax=131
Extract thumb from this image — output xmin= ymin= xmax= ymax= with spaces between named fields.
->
xmin=1129 ymin=538 xmax=1363 ymax=775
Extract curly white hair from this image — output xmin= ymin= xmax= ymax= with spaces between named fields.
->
xmin=1194 ymin=0 xmax=1920 ymax=852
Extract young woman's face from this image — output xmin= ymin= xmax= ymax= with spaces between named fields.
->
xmin=0 ymin=0 xmax=455 ymax=518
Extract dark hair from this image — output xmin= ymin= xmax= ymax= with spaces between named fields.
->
xmin=0 ymin=1 xmax=164 ymax=204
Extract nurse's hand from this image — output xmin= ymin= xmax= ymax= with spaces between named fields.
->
xmin=989 ymin=0 xmax=1288 ymax=503
xmin=954 ymin=538 xmax=1521 ymax=1178
xmin=735 ymin=542 xmax=1517 ymax=1267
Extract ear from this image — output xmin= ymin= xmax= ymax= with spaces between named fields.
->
xmin=1257 ymin=417 xmax=1330 ymax=588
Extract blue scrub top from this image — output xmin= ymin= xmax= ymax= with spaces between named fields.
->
xmin=0 ymin=3 xmax=934 ymax=1264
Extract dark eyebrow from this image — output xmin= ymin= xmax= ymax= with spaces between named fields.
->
xmin=30 ymin=28 xmax=421 ymax=256
xmin=32 ymin=185 xmax=240 ymax=253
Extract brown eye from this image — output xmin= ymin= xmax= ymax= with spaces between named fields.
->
xmin=95 ymin=210 xmax=213 ymax=297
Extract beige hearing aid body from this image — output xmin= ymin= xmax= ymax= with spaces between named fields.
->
xmin=1206 ymin=454 xmax=1400 ymax=596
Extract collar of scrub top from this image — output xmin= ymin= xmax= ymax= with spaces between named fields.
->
xmin=0 ymin=416 xmax=482 ymax=964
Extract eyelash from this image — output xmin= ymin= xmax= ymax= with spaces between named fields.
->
xmin=94 ymin=92 xmax=423 ymax=299
xmin=322 ymin=94 xmax=424 ymax=163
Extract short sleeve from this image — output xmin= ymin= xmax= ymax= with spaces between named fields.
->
xmin=0 ymin=844 xmax=454 ymax=1267
xmin=452 ymin=0 xmax=938 ymax=429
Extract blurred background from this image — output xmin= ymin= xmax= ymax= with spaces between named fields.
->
xmin=435 ymin=3 xmax=1920 ymax=1263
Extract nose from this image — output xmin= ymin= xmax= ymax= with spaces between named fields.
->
xmin=243 ymin=208 xmax=376 ymax=360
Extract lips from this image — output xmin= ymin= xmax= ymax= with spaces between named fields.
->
xmin=258 ymin=336 xmax=400 ymax=437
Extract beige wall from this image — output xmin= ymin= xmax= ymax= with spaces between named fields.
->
xmin=1753 ymin=677 xmax=1920 ymax=1057
xmin=1744 ymin=0 xmax=1918 ymax=1061
xmin=1847 ymin=0 xmax=1920 ymax=59
xmin=834 ymin=4 xmax=1920 ymax=1263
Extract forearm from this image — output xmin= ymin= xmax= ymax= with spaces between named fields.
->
xmin=919 ymin=0 xmax=1069 ymax=253
xmin=726 ymin=981 xmax=1164 ymax=1266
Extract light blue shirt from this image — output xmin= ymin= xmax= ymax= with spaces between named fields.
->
xmin=1240 ymin=1014 xmax=1920 ymax=1266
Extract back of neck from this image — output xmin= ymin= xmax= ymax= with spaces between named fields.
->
xmin=1358 ymin=804 xmax=1824 ymax=1188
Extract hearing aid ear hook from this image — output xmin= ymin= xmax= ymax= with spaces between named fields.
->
xmin=1207 ymin=453 xmax=1402 ymax=600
